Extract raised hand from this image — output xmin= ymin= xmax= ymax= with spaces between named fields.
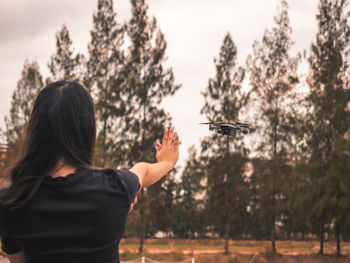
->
xmin=130 ymin=127 xmax=180 ymax=188
xmin=156 ymin=127 xmax=179 ymax=168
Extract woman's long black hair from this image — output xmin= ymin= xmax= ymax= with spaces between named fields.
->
xmin=0 ymin=81 xmax=96 ymax=208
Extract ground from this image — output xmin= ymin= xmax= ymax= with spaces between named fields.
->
xmin=119 ymin=239 xmax=350 ymax=262
xmin=1 ymin=239 xmax=350 ymax=262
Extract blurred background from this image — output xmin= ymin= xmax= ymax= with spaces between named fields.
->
xmin=0 ymin=0 xmax=350 ymax=262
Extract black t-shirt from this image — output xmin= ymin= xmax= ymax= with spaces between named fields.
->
xmin=0 ymin=167 xmax=140 ymax=263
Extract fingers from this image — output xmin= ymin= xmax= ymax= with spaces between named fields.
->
xmin=162 ymin=127 xmax=174 ymax=146
xmin=167 ymin=127 xmax=174 ymax=145
xmin=156 ymin=141 xmax=162 ymax=150
xmin=172 ymin=132 xmax=179 ymax=147
xmin=162 ymin=128 xmax=168 ymax=145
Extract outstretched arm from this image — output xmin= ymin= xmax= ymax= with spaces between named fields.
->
xmin=130 ymin=127 xmax=179 ymax=188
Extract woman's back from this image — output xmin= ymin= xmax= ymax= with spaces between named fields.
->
xmin=0 ymin=81 xmax=179 ymax=263
xmin=0 ymin=167 xmax=139 ymax=263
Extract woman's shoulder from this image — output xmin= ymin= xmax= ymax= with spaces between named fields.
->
xmin=43 ymin=166 xmax=139 ymax=192
xmin=92 ymin=167 xmax=140 ymax=197
xmin=90 ymin=167 xmax=135 ymax=176
xmin=87 ymin=167 xmax=137 ymax=183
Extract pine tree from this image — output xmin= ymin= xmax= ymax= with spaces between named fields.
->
xmin=87 ymin=0 xmax=126 ymax=167
xmin=48 ymin=24 xmax=85 ymax=83
xmin=200 ymin=33 xmax=249 ymax=254
xmin=172 ymin=146 xmax=203 ymax=238
xmin=285 ymin=162 xmax=313 ymax=240
xmin=2 ymin=59 xmax=43 ymax=180
xmin=246 ymin=0 xmax=299 ymax=253
xmin=5 ymin=59 xmax=43 ymax=146
xmin=282 ymin=91 xmax=313 ymax=241
xmin=248 ymin=158 xmax=271 ymax=240
xmin=124 ymin=0 xmax=180 ymax=252
xmin=146 ymin=170 xmax=176 ymax=235
xmin=306 ymin=0 xmax=350 ymax=256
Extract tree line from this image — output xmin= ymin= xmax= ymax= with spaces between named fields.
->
xmin=1 ymin=0 xmax=350 ymax=257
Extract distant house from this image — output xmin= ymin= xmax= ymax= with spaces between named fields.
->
xmin=0 ymin=143 xmax=8 ymax=157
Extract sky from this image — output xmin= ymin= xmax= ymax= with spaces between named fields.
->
xmin=0 ymin=0 xmax=319 ymax=168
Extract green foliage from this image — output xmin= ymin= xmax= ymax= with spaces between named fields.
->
xmin=199 ymin=32 xmax=249 ymax=252
xmin=205 ymin=152 xmax=249 ymax=235
xmin=247 ymin=0 xmax=299 ymax=156
xmin=123 ymin=0 xmax=180 ymax=165
xmin=5 ymin=59 xmax=43 ymax=146
xmin=172 ymin=146 xmax=204 ymax=238
xmin=146 ymin=172 xmax=176 ymax=235
xmin=286 ymin=162 xmax=314 ymax=237
xmin=87 ymin=0 xmax=126 ymax=167
xmin=302 ymin=0 xmax=350 ymax=256
xmin=246 ymin=0 xmax=299 ymax=253
xmin=201 ymin=33 xmax=247 ymax=126
xmin=48 ymin=24 xmax=85 ymax=83
xmin=122 ymin=0 xmax=180 ymax=246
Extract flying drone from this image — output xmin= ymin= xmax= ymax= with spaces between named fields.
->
xmin=200 ymin=122 xmax=257 ymax=137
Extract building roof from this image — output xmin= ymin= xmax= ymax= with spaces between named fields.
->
xmin=0 ymin=144 xmax=8 ymax=153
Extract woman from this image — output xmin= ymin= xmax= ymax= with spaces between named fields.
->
xmin=0 ymin=81 xmax=179 ymax=263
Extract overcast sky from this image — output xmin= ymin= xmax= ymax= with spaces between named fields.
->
xmin=0 ymin=0 xmax=319 ymax=168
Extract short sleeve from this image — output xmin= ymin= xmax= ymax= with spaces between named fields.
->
xmin=1 ymin=237 xmax=21 ymax=255
xmin=118 ymin=169 xmax=140 ymax=204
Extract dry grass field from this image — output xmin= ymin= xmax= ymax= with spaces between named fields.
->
xmin=1 ymin=239 xmax=350 ymax=262
xmin=119 ymin=239 xmax=350 ymax=262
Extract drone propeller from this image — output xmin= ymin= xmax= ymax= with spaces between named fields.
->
xmin=199 ymin=121 xmax=229 ymax=125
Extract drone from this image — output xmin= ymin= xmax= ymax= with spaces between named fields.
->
xmin=200 ymin=121 xmax=258 ymax=137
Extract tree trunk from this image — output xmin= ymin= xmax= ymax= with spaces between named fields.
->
xmin=270 ymin=89 xmax=278 ymax=255
xmin=271 ymin=217 xmax=276 ymax=254
xmin=336 ymin=222 xmax=341 ymax=257
xmin=319 ymin=224 xmax=324 ymax=254
xmin=101 ymin=52 xmax=109 ymax=167
xmin=139 ymin=189 xmax=144 ymax=254
xmin=224 ymin=222 xmax=230 ymax=254
xmin=223 ymin=136 xmax=230 ymax=255
xmin=139 ymin=99 xmax=147 ymax=254
xmin=335 ymin=179 xmax=341 ymax=257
